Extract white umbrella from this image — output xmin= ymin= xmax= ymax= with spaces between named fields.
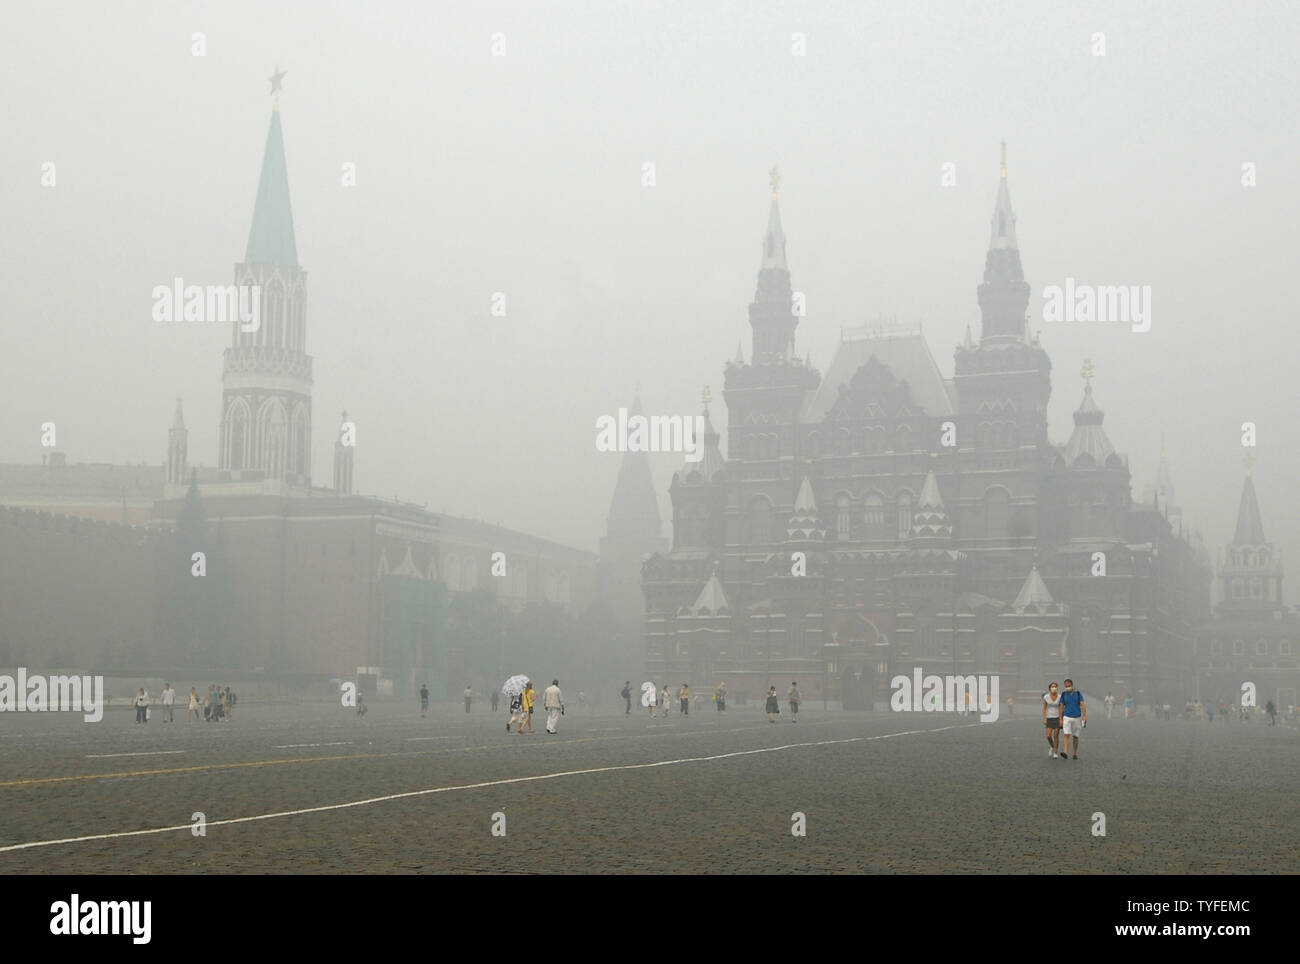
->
xmin=502 ymin=675 xmax=530 ymax=699
xmin=640 ymin=681 xmax=657 ymax=708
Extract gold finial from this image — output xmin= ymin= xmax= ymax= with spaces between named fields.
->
xmin=1081 ymin=358 xmax=1095 ymax=387
xmin=769 ymin=165 xmax=781 ymax=199
xmin=1000 ymin=141 xmax=1007 ymax=179
xmin=1244 ymin=453 xmax=1255 ymax=477
xmin=701 ymin=385 xmax=712 ymax=407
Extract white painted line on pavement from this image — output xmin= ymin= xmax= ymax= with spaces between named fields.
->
xmin=85 ymin=751 xmax=188 ymax=759
xmin=0 ymin=722 xmax=979 ymax=853
xmin=271 ymin=742 xmax=353 ymax=749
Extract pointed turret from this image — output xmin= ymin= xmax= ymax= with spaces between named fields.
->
xmin=786 ymin=477 xmax=826 ymax=541
xmin=1012 ymin=565 xmax=1054 ymax=614
xmin=909 ymin=468 xmax=953 ymax=543
xmin=676 ymin=397 xmax=725 ymax=484
xmin=749 ymin=167 xmax=797 ymax=365
xmin=606 ymin=395 xmax=664 ymax=539
xmin=1233 ymin=474 xmax=1267 ymax=546
xmin=220 ymin=85 xmax=313 ymax=488
xmin=245 ymin=109 xmax=299 ymax=267
xmin=976 ymin=143 xmax=1030 ymax=345
xmin=1062 ymin=365 xmax=1118 ymax=469
xmin=1218 ymin=468 xmax=1283 ymax=611
xmin=686 ymin=571 xmax=731 ymax=616
xmin=166 ymin=397 xmax=188 ymax=489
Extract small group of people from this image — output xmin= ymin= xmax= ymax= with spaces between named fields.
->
xmin=644 ymin=682 xmax=693 ymax=718
xmin=191 ymin=684 xmax=235 ymax=722
xmin=133 ymin=683 xmax=234 ymax=723
xmin=506 ymin=679 xmax=566 ymax=734
xmin=1042 ymin=679 xmax=1086 ymax=759
xmin=765 ymin=683 xmax=801 ymax=722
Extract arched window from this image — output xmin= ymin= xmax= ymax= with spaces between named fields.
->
xmin=984 ymin=488 xmax=1010 ymax=538
xmin=896 ymin=492 xmax=913 ymax=540
xmin=895 ymin=425 xmax=912 ymax=452
xmin=227 ymin=402 xmax=249 ymax=471
xmin=749 ymin=497 xmax=772 ymax=545
xmin=864 ymin=493 xmax=885 ymax=537
xmin=834 ymin=428 xmax=852 ymax=457
xmin=835 ymin=494 xmax=852 ymax=541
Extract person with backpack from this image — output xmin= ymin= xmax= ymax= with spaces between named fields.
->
xmin=621 ymin=681 xmax=632 ymax=715
xmin=1059 ymin=679 xmax=1085 ymax=760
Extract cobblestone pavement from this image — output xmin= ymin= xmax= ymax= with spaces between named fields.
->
xmin=0 ymin=702 xmax=1295 ymax=873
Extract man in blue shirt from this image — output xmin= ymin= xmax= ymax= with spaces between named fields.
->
xmin=1059 ymin=678 xmax=1086 ymax=760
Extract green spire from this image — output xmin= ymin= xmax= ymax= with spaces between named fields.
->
xmin=245 ymin=109 xmax=298 ymax=267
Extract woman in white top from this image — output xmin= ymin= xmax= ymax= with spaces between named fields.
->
xmin=188 ymin=687 xmax=201 ymax=722
xmin=1043 ymin=682 xmax=1062 ymax=758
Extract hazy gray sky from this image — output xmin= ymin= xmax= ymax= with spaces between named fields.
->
xmin=2 ymin=0 xmax=1298 ymax=564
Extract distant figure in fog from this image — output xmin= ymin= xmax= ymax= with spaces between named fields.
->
xmin=622 ymin=682 xmax=632 ymax=715
xmin=420 ymin=682 xmax=430 ymax=718
xmin=1163 ymin=703 xmax=1171 ymax=721
xmin=464 ymin=686 xmax=473 ymax=713
xmin=161 ymin=682 xmax=175 ymax=723
xmin=715 ymin=682 xmax=726 ymax=712
xmin=766 ymin=686 xmax=780 ymax=722
xmin=188 ymin=687 xmax=200 ymax=722
xmin=679 ymin=683 xmax=690 ymax=716
xmin=356 ymin=691 xmax=366 ymax=716
xmin=1104 ymin=693 xmax=1114 ymax=719
xmin=135 ymin=687 xmax=149 ymax=724
xmin=1124 ymin=695 xmax=1134 ymax=719
xmin=1266 ymin=700 xmax=1277 ymax=725
xmin=490 ymin=689 xmax=499 ymax=713
xmin=544 ymin=679 xmax=564 ymax=734
xmin=788 ymin=682 xmax=801 ymax=722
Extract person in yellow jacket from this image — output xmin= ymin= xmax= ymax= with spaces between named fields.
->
xmin=516 ymin=681 xmax=536 ymax=734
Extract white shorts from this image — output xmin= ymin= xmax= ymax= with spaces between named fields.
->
xmin=1062 ymin=716 xmax=1084 ymax=736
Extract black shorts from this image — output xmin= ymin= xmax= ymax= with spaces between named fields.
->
xmin=1045 ymin=718 xmax=1060 ymax=730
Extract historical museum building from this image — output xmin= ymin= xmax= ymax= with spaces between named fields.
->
xmin=642 ymin=159 xmax=1214 ymax=709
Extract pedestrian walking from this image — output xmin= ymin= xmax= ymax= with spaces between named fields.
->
xmin=187 ymin=687 xmax=200 ymax=722
xmin=679 ymin=683 xmax=691 ymax=716
xmin=1043 ymin=682 xmax=1062 ymax=757
xmin=1124 ymin=695 xmax=1134 ymax=719
xmin=788 ymin=682 xmax=801 ymax=722
xmin=1006 ymin=697 xmax=1015 ymax=718
xmin=1059 ymin=679 xmax=1085 ymax=760
xmin=544 ymin=679 xmax=564 ymax=734
xmin=765 ymin=686 xmax=780 ymax=722
xmin=579 ymin=691 xmax=586 ymax=707
xmin=463 ymin=686 xmax=473 ymax=713
xmin=490 ymin=689 xmax=500 ymax=712
xmin=715 ymin=682 xmax=726 ymax=712
xmin=660 ymin=683 xmax=670 ymax=719
xmin=161 ymin=682 xmax=175 ymax=723
xmin=1266 ymin=699 xmax=1277 ymax=726
xmin=224 ymin=686 xmax=233 ymax=721
xmin=516 ymin=682 xmax=536 ymax=734
xmin=622 ymin=681 xmax=632 ymax=715
xmin=134 ymin=687 xmax=149 ymax=724
xmin=1163 ymin=702 xmax=1171 ymax=721
xmin=1104 ymin=693 xmax=1114 ymax=719
xmin=356 ymin=691 xmax=366 ymax=716
xmin=419 ymin=682 xmax=429 ymax=718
